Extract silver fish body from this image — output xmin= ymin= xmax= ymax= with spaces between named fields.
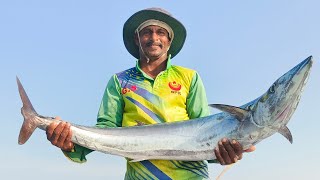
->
xmin=17 ymin=56 xmax=312 ymax=162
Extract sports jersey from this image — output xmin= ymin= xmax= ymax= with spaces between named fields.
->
xmin=64 ymin=55 xmax=211 ymax=180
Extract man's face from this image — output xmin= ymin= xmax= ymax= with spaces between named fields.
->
xmin=135 ymin=25 xmax=171 ymax=60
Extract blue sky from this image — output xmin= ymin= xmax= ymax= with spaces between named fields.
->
xmin=1 ymin=1 xmax=319 ymax=179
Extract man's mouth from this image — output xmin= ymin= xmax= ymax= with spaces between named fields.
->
xmin=146 ymin=42 xmax=162 ymax=48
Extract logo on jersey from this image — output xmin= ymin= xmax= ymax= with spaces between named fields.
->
xmin=169 ymin=81 xmax=182 ymax=95
xmin=122 ymin=85 xmax=137 ymax=94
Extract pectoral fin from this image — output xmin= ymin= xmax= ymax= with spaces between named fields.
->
xmin=278 ymin=126 xmax=293 ymax=144
xmin=209 ymin=104 xmax=249 ymax=122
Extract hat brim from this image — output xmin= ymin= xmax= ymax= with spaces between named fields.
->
xmin=123 ymin=9 xmax=186 ymax=59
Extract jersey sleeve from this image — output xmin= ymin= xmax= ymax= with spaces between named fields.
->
xmin=96 ymin=75 xmax=124 ymax=128
xmin=63 ymin=75 xmax=124 ymax=163
xmin=186 ymin=72 xmax=210 ymax=119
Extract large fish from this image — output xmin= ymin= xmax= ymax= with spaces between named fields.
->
xmin=17 ymin=56 xmax=312 ymax=162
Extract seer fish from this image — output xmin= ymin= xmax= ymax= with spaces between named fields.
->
xmin=17 ymin=56 xmax=312 ymax=162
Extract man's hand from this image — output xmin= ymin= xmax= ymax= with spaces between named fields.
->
xmin=214 ymin=138 xmax=255 ymax=165
xmin=46 ymin=117 xmax=74 ymax=152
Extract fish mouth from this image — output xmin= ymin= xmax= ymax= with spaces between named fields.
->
xmin=278 ymin=57 xmax=312 ymax=119
xmin=275 ymin=66 xmax=309 ymax=124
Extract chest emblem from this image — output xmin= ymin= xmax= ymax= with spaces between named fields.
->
xmin=169 ymin=81 xmax=182 ymax=95
xmin=168 ymin=81 xmax=182 ymax=91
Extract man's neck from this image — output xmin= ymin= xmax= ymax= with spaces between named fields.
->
xmin=139 ymin=55 xmax=168 ymax=79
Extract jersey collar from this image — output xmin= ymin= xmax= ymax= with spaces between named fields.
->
xmin=136 ymin=54 xmax=172 ymax=80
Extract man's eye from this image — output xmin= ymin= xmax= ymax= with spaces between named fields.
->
xmin=141 ymin=31 xmax=150 ymax=36
xmin=140 ymin=30 xmax=151 ymax=36
xmin=158 ymin=31 xmax=166 ymax=36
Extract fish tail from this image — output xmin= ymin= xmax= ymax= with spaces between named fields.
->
xmin=16 ymin=77 xmax=39 ymax=145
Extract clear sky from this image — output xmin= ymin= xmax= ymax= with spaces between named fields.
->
xmin=1 ymin=0 xmax=319 ymax=179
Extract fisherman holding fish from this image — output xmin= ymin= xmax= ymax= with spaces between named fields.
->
xmin=46 ymin=8 xmax=255 ymax=179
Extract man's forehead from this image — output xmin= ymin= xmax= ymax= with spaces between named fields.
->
xmin=141 ymin=25 xmax=169 ymax=31
xmin=136 ymin=19 xmax=174 ymax=39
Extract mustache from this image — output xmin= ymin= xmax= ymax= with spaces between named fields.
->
xmin=146 ymin=41 xmax=163 ymax=47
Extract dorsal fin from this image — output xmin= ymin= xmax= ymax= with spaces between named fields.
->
xmin=209 ymin=104 xmax=249 ymax=121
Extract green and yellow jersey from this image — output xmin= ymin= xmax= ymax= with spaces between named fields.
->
xmin=64 ymin=56 xmax=211 ymax=180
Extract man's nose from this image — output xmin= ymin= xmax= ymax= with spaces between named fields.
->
xmin=150 ymin=32 xmax=159 ymax=41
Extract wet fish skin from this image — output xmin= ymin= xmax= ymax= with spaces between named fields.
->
xmin=17 ymin=56 xmax=312 ymax=161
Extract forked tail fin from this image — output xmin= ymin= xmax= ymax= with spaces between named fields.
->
xmin=17 ymin=77 xmax=39 ymax=145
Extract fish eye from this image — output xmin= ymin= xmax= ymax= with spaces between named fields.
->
xmin=269 ymin=83 xmax=276 ymax=93
xmin=247 ymin=104 xmax=254 ymax=111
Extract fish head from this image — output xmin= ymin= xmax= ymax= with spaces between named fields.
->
xmin=250 ymin=56 xmax=312 ymax=128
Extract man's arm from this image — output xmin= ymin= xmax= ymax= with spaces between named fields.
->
xmin=45 ymin=75 xmax=124 ymax=163
xmin=96 ymin=75 xmax=124 ymax=128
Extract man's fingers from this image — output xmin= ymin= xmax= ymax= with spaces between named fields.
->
xmin=57 ymin=122 xmax=71 ymax=148
xmin=45 ymin=117 xmax=74 ymax=151
xmin=46 ymin=117 xmax=62 ymax=139
xmin=223 ymin=139 xmax=239 ymax=163
xmin=244 ymin=145 xmax=256 ymax=153
xmin=46 ymin=121 xmax=59 ymax=140
xmin=230 ymin=139 xmax=243 ymax=160
xmin=50 ymin=122 xmax=67 ymax=146
xmin=215 ymin=139 xmax=255 ymax=166
xmin=218 ymin=140 xmax=232 ymax=164
xmin=214 ymin=147 xmax=225 ymax=165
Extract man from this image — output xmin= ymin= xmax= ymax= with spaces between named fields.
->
xmin=46 ymin=8 xmax=255 ymax=179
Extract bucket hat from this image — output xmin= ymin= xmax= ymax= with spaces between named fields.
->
xmin=123 ymin=8 xmax=186 ymax=59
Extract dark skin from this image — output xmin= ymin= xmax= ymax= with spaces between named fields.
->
xmin=46 ymin=25 xmax=255 ymax=165
xmin=46 ymin=117 xmax=73 ymax=151
xmin=134 ymin=25 xmax=171 ymax=79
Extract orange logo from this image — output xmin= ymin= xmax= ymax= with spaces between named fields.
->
xmin=121 ymin=85 xmax=137 ymax=95
xmin=168 ymin=81 xmax=182 ymax=91
xmin=121 ymin=88 xmax=130 ymax=94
